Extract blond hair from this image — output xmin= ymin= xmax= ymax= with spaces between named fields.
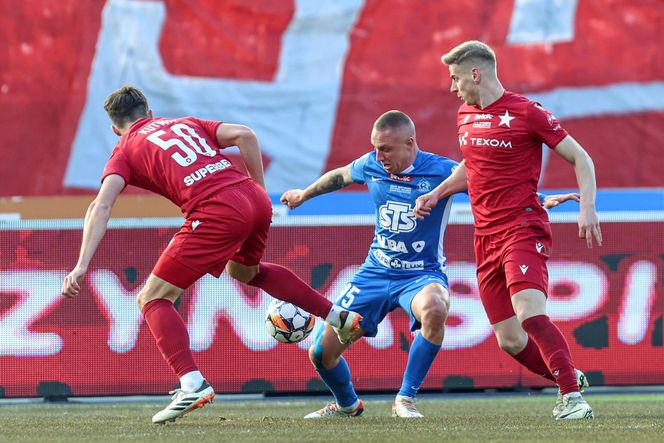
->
xmin=441 ymin=40 xmax=496 ymax=69
xmin=103 ymin=85 xmax=149 ymax=127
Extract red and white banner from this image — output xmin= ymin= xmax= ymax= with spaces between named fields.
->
xmin=1 ymin=220 xmax=662 ymax=397
xmin=1 ymin=0 xmax=664 ymax=197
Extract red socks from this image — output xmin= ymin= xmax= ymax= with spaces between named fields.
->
xmin=521 ymin=315 xmax=579 ymax=394
xmin=247 ymin=262 xmax=333 ymax=318
xmin=142 ymin=299 xmax=198 ymax=378
xmin=511 ymin=338 xmax=555 ymax=382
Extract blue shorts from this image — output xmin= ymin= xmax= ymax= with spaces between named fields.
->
xmin=334 ymin=267 xmax=449 ymax=337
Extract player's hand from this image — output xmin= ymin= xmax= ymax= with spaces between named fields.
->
xmin=280 ymin=189 xmax=307 ymax=209
xmin=543 ymin=193 xmax=580 ymax=209
xmin=578 ymin=207 xmax=602 ymax=248
xmin=414 ymin=192 xmax=439 ymax=219
xmin=61 ymin=267 xmax=87 ymax=298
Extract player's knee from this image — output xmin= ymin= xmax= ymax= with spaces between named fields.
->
xmin=496 ymin=335 xmax=527 ymax=355
xmin=226 ymin=261 xmax=258 ymax=284
xmin=136 ymin=291 xmax=153 ymax=310
xmin=420 ymin=299 xmax=449 ymax=329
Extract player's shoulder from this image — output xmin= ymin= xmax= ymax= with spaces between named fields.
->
xmin=354 ymin=150 xmax=379 ymax=167
xmin=501 ymin=90 xmax=534 ymax=109
xmin=350 ymin=150 xmax=383 ymax=177
xmin=417 ymin=150 xmax=458 ymax=169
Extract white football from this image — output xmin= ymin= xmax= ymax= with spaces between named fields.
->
xmin=265 ymin=300 xmax=316 ymax=344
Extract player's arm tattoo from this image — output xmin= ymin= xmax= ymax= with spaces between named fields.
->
xmin=307 ymin=169 xmax=349 ymax=197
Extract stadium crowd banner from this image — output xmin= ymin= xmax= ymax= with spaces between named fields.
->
xmin=0 ymin=218 xmax=662 ymax=397
xmin=2 ymin=0 xmax=664 ymax=197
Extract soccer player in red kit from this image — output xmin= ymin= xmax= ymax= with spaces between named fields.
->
xmin=60 ymin=86 xmax=362 ymax=424
xmin=415 ymin=41 xmax=601 ymax=420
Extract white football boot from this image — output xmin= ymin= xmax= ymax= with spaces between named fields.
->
xmin=552 ymin=369 xmax=589 ymax=418
xmin=304 ymin=400 xmax=364 ymax=419
xmin=152 ymin=380 xmax=215 ymax=424
xmin=554 ymin=394 xmax=594 ymax=420
xmin=332 ymin=310 xmax=363 ymax=344
xmin=391 ymin=395 xmax=424 ymax=418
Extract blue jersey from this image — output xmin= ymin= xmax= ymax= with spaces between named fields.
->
xmin=350 ymin=150 xmax=458 ymax=275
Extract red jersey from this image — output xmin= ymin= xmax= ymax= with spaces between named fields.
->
xmin=102 ymin=116 xmax=249 ymax=216
xmin=457 ymin=91 xmax=568 ymax=234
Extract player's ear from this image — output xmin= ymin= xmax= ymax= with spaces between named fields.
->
xmin=111 ymin=125 xmax=122 ymax=137
xmin=471 ymin=67 xmax=481 ymax=84
xmin=147 ymin=109 xmax=153 ymax=118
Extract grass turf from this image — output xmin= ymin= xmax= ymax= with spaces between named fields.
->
xmin=0 ymin=393 xmax=662 ymax=442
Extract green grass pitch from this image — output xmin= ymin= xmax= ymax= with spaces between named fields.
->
xmin=0 ymin=393 xmax=662 ymax=442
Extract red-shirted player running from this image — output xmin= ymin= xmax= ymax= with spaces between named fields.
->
xmin=415 ymin=41 xmax=601 ymax=420
xmin=60 ymin=86 xmax=362 ymax=424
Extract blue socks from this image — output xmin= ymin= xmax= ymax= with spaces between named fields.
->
xmin=398 ymin=333 xmax=441 ymax=398
xmin=317 ymin=357 xmax=358 ymax=408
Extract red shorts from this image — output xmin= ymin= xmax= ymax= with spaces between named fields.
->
xmin=152 ymin=180 xmax=272 ymax=289
xmin=474 ymin=220 xmax=552 ymax=324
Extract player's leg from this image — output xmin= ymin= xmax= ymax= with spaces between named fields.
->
xmin=491 ymin=316 xmax=554 ymax=381
xmin=393 ymin=277 xmax=449 ymax=418
xmin=303 ymin=323 xmax=365 ymax=418
xmin=227 ymin=260 xmax=361 ymax=340
xmin=304 ymin=270 xmax=386 ymax=418
xmin=503 ymin=224 xmax=592 ymax=419
xmin=475 ymin=232 xmax=553 ymax=377
xmin=225 ymin=181 xmax=361 ymax=341
xmin=510 ymin=288 xmax=592 ymax=419
xmin=491 ymin=315 xmax=589 ymax=417
xmin=137 ymin=271 xmax=215 ymax=424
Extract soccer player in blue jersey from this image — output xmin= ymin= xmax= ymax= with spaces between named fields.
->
xmin=281 ymin=110 xmax=577 ymax=419
xmin=282 ymin=110 xmax=453 ymax=418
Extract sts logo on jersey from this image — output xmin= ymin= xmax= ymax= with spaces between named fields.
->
xmin=379 ymin=201 xmax=416 ymax=233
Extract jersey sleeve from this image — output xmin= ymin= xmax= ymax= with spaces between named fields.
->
xmin=440 ymin=157 xmax=459 ymax=179
xmin=188 ymin=117 xmax=223 ymax=147
xmin=349 ymin=152 xmax=372 ymax=184
xmin=101 ymin=147 xmax=131 ymax=184
xmin=527 ymin=102 xmax=568 ymax=149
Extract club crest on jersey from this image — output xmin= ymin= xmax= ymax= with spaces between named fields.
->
xmin=417 ymin=179 xmax=431 ymax=192
xmin=498 ymin=110 xmax=516 ymax=127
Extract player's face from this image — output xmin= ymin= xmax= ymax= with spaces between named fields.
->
xmin=448 ymin=64 xmax=479 ymax=106
xmin=371 ymin=128 xmax=415 ymax=174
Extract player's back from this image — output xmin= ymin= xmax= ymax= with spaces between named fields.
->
xmin=103 ymin=116 xmax=249 ymax=216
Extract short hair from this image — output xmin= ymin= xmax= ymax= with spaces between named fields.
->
xmin=103 ymin=85 xmax=149 ymax=127
xmin=441 ymin=40 xmax=496 ymax=69
xmin=373 ymin=110 xmax=415 ymax=135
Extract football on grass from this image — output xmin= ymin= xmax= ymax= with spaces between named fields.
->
xmin=265 ymin=300 xmax=316 ymax=343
